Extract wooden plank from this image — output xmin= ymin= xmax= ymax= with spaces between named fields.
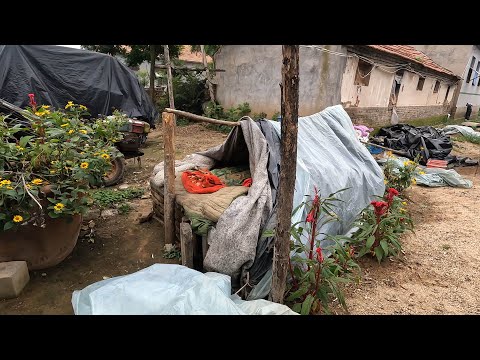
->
xmin=164 ymin=108 xmax=239 ymax=127
xmin=163 ymin=111 xmax=176 ymax=245
xmin=271 ymin=45 xmax=300 ymax=304
xmin=180 ymin=222 xmax=194 ymax=268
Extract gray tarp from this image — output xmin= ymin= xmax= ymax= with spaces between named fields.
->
xmin=150 ymin=105 xmax=385 ymax=293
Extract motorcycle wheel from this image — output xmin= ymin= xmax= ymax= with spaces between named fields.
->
xmin=103 ymin=157 xmax=126 ymax=186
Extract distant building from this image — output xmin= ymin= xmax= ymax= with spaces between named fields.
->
xmin=413 ymin=45 xmax=480 ymax=119
xmin=212 ymin=45 xmax=460 ymax=126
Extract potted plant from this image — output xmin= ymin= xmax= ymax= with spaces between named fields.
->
xmin=0 ymin=95 xmax=126 ymax=269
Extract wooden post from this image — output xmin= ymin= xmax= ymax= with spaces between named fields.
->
xmin=270 ymin=45 xmax=300 ymax=304
xmin=163 ymin=112 xmax=176 ymax=245
xmin=149 ymin=45 xmax=156 ymax=102
xmin=201 ymin=45 xmax=215 ymax=103
xmin=449 ymin=79 xmax=462 ymax=119
xmin=180 ymin=222 xmax=194 ymax=268
xmin=163 ymin=45 xmax=175 ymax=110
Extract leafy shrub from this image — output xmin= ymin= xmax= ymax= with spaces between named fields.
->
xmin=203 ymin=102 xmax=251 ymax=133
xmin=285 ymin=187 xmax=360 ymax=315
xmin=352 ymin=188 xmax=413 ymax=262
xmin=91 ymin=187 xmax=144 ymax=208
xmin=383 ymin=153 xmax=423 ymax=192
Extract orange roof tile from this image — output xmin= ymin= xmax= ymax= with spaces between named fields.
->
xmin=367 ymin=45 xmax=455 ymax=77
xmin=179 ymin=46 xmax=212 ymax=64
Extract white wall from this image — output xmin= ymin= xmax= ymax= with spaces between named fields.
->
xmin=341 ymin=57 xmax=394 ymax=108
xmin=458 ymin=46 xmax=480 ymax=107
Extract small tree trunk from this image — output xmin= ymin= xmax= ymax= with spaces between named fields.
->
xmin=164 ymin=45 xmax=175 ymax=110
xmin=150 ymin=45 xmax=156 ymax=102
xmin=270 ymin=45 xmax=300 ymax=304
xmin=200 ymin=45 xmax=215 ymax=103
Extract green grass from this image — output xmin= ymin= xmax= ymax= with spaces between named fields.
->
xmin=91 ymin=187 xmax=144 ymax=208
xmin=452 ymin=133 xmax=480 ymax=145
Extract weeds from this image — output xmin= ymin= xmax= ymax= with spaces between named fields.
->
xmin=91 ymin=187 xmax=144 ymax=208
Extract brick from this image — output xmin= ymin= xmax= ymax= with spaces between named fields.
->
xmin=0 ymin=261 xmax=30 ymax=299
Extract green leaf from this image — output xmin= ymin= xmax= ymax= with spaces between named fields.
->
xmin=366 ymin=235 xmax=375 ymax=249
xmin=357 ymin=247 xmax=369 ymax=258
xmin=0 ymin=213 xmax=6 ymax=220
xmin=285 ymin=286 xmax=309 ymax=302
xmin=301 ymin=294 xmax=315 ymax=315
xmin=374 ymin=246 xmax=384 ymax=263
xmin=292 ymin=303 xmax=302 ymax=314
xmin=380 ymin=240 xmax=389 ymax=256
xmin=3 ymin=221 xmax=14 ymax=231
xmin=19 ymin=135 xmax=34 ymax=147
xmin=261 ymin=229 xmax=275 ymax=238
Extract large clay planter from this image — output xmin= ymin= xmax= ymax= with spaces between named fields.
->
xmin=0 ymin=214 xmax=82 ymax=270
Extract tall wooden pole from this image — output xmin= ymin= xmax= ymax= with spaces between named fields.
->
xmin=163 ymin=111 xmax=176 ymax=245
xmin=200 ymin=45 xmax=215 ymax=103
xmin=149 ymin=45 xmax=156 ymax=102
xmin=271 ymin=45 xmax=300 ymax=304
xmin=164 ymin=45 xmax=175 ymax=110
xmin=449 ymin=78 xmax=462 ymax=119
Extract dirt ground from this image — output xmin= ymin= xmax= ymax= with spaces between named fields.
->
xmin=0 ymin=124 xmax=227 ymax=315
xmin=332 ymin=136 xmax=480 ymax=314
xmin=1 ymin=125 xmax=480 ymax=315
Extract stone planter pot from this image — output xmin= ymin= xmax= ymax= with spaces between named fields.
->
xmin=0 ymin=214 xmax=82 ymax=271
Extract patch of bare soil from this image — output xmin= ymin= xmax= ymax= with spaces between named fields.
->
xmin=332 ymin=140 xmax=480 ymax=315
xmin=0 ymin=124 xmax=226 ymax=315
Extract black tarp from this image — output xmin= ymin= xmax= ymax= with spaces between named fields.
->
xmin=0 ymin=45 xmax=158 ymax=126
xmin=375 ymin=124 xmax=453 ymax=163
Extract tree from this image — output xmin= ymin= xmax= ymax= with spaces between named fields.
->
xmin=190 ymin=45 xmax=221 ymax=57
xmin=82 ymin=45 xmax=182 ymax=101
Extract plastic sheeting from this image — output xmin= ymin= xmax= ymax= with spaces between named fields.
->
xmin=415 ymin=168 xmax=473 ymax=188
xmin=375 ymin=124 xmax=452 ymax=162
xmin=0 ymin=45 xmax=158 ymax=126
xmin=71 ymin=264 xmax=297 ymax=315
xmin=443 ymin=125 xmax=480 ymax=141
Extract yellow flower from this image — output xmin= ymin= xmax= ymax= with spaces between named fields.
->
xmin=42 ymin=105 xmax=50 ymax=109
xmin=93 ymin=152 xmax=100 ymax=156
xmin=411 ymin=178 xmax=417 ymax=185
xmin=383 ymin=179 xmax=387 ymax=184
xmin=16 ymin=146 xmax=24 ymax=151
xmin=54 ymin=203 xmax=65 ymax=211
xmin=403 ymin=161 xmax=409 ymax=167
xmin=31 ymin=178 xmax=43 ymax=185
xmin=386 ymin=151 xmax=393 ymax=157
xmin=80 ymin=152 xmax=85 ymax=155
xmin=1 ymin=179 xmax=11 ymax=185
xmin=419 ymin=171 xmax=426 ymax=175
xmin=35 ymin=111 xmax=45 ymax=116
xmin=101 ymin=153 xmax=110 ymax=160
xmin=50 ymin=170 xmax=56 ymax=174
xmin=400 ymin=208 xmax=406 ymax=213
xmin=79 ymin=105 xmax=87 ymax=110
xmin=79 ymin=129 xmax=87 ymax=134
xmin=420 ymin=146 xmax=424 ymax=150
xmin=65 ymin=101 xmax=74 ymax=109
xmin=43 ymin=109 xmax=51 ymax=115
xmin=13 ymin=215 xmax=23 ymax=223
xmin=68 ymin=129 xmax=75 ymax=135
xmin=26 ymin=184 xmax=32 ymax=189
xmin=61 ymin=123 xmax=69 ymax=127
xmin=402 ymin=201 xmax=407 ymax=205
xmin=6 ymin=186 xmax=13 ymax=190
xmin=80 ymin=162 xmax=89 ymax=169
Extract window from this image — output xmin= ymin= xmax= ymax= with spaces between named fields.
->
xmin=444 ymin=85 xmax=451 ymax=102
xmin=476 ymin=62 xmax=480 ymax=86
xmin=433 ymin=80 xmax=440 ymax=93
xmin=417 ymin=76 xmax=425 ymax=91
xmin=354 ymin=59 xmax=373 ymax=86
xmin=466 ymin=56 xmax=476 ymax=83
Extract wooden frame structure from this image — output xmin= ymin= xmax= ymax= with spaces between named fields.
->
xmin=161 ymin=45 xmax=300 ymax=304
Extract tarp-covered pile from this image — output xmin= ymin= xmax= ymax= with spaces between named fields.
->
xmin=150 ymin=105 xmax=385 ymax=299
xmin=0 ymin=45 xmax=158 ymax=126
xmin=374 ymin=124 xmax=453 ymax=163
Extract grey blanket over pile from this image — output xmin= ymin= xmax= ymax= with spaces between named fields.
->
xmin=150 ymin=118 xmax=272 ymax=283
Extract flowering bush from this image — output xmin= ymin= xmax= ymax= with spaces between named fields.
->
xmin=352 ymin=188 xmax=413 ymax=262
xmin=383 ymin=152 xmax=424 ymax=192
xmin=285 ymin=187 xmax=360 ymax=315
xmin=0 ymin=95 xmax=125 ymax=231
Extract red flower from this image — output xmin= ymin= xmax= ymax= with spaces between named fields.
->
xmin=388 ymin=188 xmax=399 ymax=196
xmin=316 ymin=247 xmax=324 ymax=263
xmin=312 ymin=186 xmax=320 ymax=207
xmin=371 ymin=200 xmax=389 ymax=217
xmin=28 ymin=93 xmax=36 ymax=110
xmin=385 ymin=187 xmax=399 ymax=206
xmin=306 ymin=210 xmax=315 ymax=223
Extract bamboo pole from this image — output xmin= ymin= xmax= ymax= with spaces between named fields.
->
xmin=271 ymin=45 xmax=300 ymax=304
xmin=164 ymin=108 xmax=239 ymax=127
xmin=201 ymin=45 xmax=216 ymax=103
xmin=163 ymin=112 xmax=176 ymax=245
xmin=163 ymin=45 xmax=175 ymax=110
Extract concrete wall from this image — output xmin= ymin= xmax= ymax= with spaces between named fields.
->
xmin=341 ymin=57 xmax=394 ymax=107
xmin=396 ymin=72 xmax=452 ymax=107
xmin=458 ymin=46 xmax=480 ymax=117
xmin=212 ymin=45 xmax=347 ymax=117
